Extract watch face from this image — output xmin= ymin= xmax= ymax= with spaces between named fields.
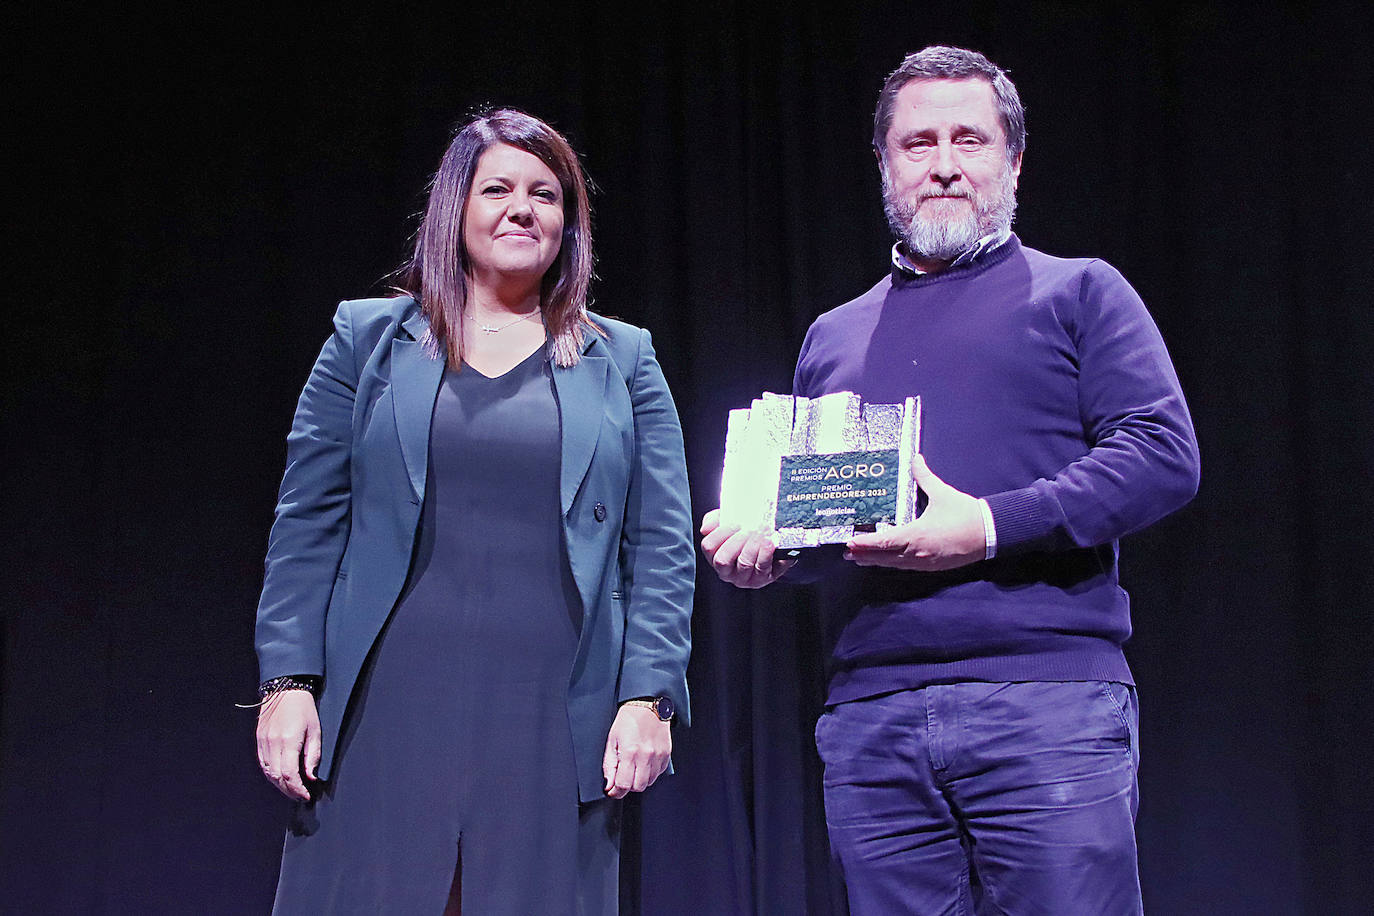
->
xmin=655 ymin=696 xmax=676 ymax=721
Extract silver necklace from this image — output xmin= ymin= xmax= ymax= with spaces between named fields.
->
xmin=467 ymin=309 xmax=541 ymax=334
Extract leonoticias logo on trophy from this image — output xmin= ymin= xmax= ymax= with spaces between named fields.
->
xmin=718 ymin=392 xmax=921 ymax=550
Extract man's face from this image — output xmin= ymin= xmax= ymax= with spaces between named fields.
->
xmin=880 ymin=78 xmax=1022 ymax=263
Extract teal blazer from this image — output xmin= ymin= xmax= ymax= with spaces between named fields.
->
xmin=255 ymin=296 xmax=694 ymax=801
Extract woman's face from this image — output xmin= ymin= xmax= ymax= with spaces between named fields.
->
xmin=462 ymin=143 xmax=565 ymax=289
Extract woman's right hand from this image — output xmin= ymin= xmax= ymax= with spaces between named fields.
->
xmin=256 ymin=690 xmax=322 ymax=801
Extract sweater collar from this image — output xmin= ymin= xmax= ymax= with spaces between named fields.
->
xmin=891 ymin=233 xmax=1020 ymax=286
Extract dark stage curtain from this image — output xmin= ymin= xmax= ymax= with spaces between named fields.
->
xmin=5 ymin=2 xmax=1372 ymax=913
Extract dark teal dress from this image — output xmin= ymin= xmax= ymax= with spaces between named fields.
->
xmin=273 ymin=348 xmax=620 ymax=915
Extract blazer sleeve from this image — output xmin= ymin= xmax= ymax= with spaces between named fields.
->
xmin=254 ymin=301 xmax=358 ymax=683
xmin=616 ymin=328 xmax=695 ymax=725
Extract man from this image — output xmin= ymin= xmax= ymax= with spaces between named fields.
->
xmin=700 ymin=46 xmax=1199 ymax=914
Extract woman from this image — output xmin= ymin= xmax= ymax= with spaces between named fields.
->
xmin=253 ymin=109 xmax=694 ymax=915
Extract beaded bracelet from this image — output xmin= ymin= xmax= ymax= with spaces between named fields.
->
xmin=257 ymin=675 xmax=321 ymax=701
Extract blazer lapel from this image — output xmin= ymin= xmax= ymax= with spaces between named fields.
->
xmin=552 ymin=341 xmax=609 ymax=516
xmin=391 ymin=310 xmax=445 ymax=499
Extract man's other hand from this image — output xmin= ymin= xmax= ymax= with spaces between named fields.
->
xmin=700 ymin=509 xmax=797 ymax=588
xmin=845 ymin=455 xmax=986 ymax=571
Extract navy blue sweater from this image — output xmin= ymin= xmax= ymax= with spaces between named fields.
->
xmin=791 ymin=236 xmax=1199 ymax=703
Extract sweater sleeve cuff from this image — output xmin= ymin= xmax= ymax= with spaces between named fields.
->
xmin=983 ymin=486 xmax=1055 ymax=553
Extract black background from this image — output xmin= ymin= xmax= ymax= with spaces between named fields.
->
xmin=5 ymin=2 xmax=1372 ymax=912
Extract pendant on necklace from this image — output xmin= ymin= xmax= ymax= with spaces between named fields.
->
xmin=468 ymin=310 xmax=538 ymax=334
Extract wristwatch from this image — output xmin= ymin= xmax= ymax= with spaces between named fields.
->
xmin=623 ymin=696 xmax=675 ymax=722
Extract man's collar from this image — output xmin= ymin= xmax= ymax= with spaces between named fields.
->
xmin=891 ymin=228 xmax=1012 ymax=276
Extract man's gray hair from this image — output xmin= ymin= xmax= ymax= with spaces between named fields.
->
xmin=873 ymin=46 xmax=1026 ymax=166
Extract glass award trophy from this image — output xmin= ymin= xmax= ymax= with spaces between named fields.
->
xmin=718 ymin=391 xmax=922 ymax=549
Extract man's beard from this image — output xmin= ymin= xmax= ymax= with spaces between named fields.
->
xmin=882 ymin=164 xmax=1018 ymax=262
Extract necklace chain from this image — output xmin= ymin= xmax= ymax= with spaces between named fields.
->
xmin=467 ymin=310 xmax=541 ymax=334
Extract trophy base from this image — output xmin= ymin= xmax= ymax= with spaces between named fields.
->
xmin=777 ymin=520 xmax=888 ymax=550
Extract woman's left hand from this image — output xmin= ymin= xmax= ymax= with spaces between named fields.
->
xmin=602 ymin=704 xmax=672 ymax=798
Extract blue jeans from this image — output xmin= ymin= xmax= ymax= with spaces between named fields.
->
xmin=815 ymin=682 xmax=1142 ymax=915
